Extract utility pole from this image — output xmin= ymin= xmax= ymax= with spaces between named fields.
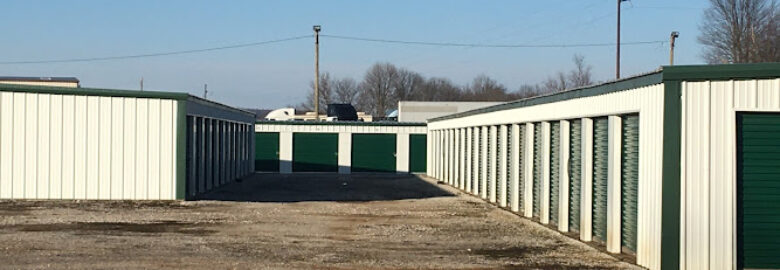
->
xmin=670 ymin=31 xmax=680 ymax=66
xmin=616 ymin=0 xmax=628 ymax=79
xmin=313 ymin=25 xmax=322 ymax=121
xmin=203 ymin=84 xmax=208 ymax=99
xmin=140 ymin=77 xmax=144 ymax=91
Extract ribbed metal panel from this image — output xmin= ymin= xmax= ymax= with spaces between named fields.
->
xmin=487 ymin=128 xmax=492 ymax=199
xmin=622 ymin=114 xmax=639 ymax=252
xmin=737 ymin=113 xmax=780 ymax=269
xmin=569 ymin=119 xmax=582 ymax=232
xmin=506 ymin=125 xmax=513 ymax=207
xmin=550 ymin=122 xmax=560 ymax=225
xmin=479 ymin=127 xmax=485 ymax=194
xmin=518 ymin=126 xmax=525 ymax=211
xmin=469 ymin=128 xmax=480 ymax=194
xmin=0 ymin=92 xmax=179 ymax=200
xmin=533 ymin=123 xmax=541 ymax=218
xmin=592 ymin=117 xmax=609 ymax=243
xmin=681 ymin=79 xmax=780 ymax=270
xmin=495 ymin=126 xmax=501 ymax=202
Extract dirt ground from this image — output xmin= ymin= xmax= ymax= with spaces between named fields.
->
xmin=0 ymin=174 xmax=641 ymax=270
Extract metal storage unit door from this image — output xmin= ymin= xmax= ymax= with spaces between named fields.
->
xmin=506 ymin=125 xmax=513 ymax=207
xmin=255 ymin=132 xmax=280 ymax=172
xmin=592 ymin=117 xmax=609 ymax=243
xmin=496 ymin=126 xmax=502 ymax=201
xmin=517 ymin=126 xmax=525 ymax=211
xmin=569 ymin=119 xmax=582 ymax=232
xmin=472 ymin=128 xmax=478 ymax=192
xmin=486 ymin=128 xmax=492 ymax=198
xmin=621 ymin=115 xmax=639 ymax=253
xmin=477 ymin=127 xmax=482 ymax=193
xmin=409 ymin=134 xmax=427 ymax=173
xmin=293 ymin=133 xmax=338 ymax=172
xmin=533 ymin=122 xmax=541 ymax=218
xmin=550 ymin=122 xmax=560 ymax=225
xmin=737 ymin=113 xmax=780 ymax=269
xmin=352 ymin=133 xmax=397 ymax=173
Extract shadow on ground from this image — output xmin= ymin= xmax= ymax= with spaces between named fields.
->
xmin=195 ymin=173 xmax=455 ymax=202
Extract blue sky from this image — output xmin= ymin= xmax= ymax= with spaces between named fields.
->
xmin=0 ymin=0 xmax=710 ymax=109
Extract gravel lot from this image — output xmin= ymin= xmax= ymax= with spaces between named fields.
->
xmin=0 ymin=174 xmax=640 ymax=269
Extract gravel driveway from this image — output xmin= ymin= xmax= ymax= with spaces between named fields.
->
xmin=0 ymin=174 xmax=640 ymax=269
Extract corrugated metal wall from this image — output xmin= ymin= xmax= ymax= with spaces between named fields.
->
xmin=680 ymin=78 xmax=780 ymax=270
xmin=0 ymin=91 xmax=179 ymax=200
xmin=427 ymin=83 xmax=665 ymax=269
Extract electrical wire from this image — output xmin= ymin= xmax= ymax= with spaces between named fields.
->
xmin=321 ymin=34 xmax=665 ymax=48
xmin=1 ymin=33 xmax=667 ymax=65
xmin=0 ymin=35 xmax=313 ymax=64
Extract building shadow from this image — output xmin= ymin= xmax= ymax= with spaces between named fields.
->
xmin=194 ymin=172 xmax=454 ymax=202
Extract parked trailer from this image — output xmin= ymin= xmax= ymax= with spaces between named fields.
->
xmin=426 ymin=63 xmax=780 ymax=270
xmin=0 ymin=84 xmax=255 ymax=201
xmin=254 ymin=121 xmax=427 ymax=174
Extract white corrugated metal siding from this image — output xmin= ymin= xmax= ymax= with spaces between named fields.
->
xmin=680 ymin=78 xmax=780 ymax=270
xmin=0 ymin=92 xmax=179 ymax=200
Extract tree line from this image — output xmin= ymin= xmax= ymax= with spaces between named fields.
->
xmin=298 ymin=54 xmax=594 ymax=117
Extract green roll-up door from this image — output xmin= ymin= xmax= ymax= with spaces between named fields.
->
xmin=255 ymin=132 xmax=280 ymax=172
xmin=569 ymin=119 xmax=582 ymax=232
xmin=293 ymin=133 xmax=338 ymax=172
xmin=472 ymin=129 xmax=478 ymax=192
xmin=518 ymin=126 xmax=525 ymax=211
xmin=353 ymin=133 xmax=397 ymax=173
xmin=737 ymin=113 xmax=780 ymax=269
xmin=592 ymin=117 xmax=609 ymax=243
xmin=533 ymin=123 xmax=541 ymax=218
xmin=550 ymin=122 xmax=560 ymax=225
xmin=506 ymin=125 xmax=513 ymax=207
xmin=496 ymin=126 xmax=502 ymax=201
xmin=409 ymin=134 xmax=427 ymax=173
xmin=621 ymin=115 xmax=639 ymax=252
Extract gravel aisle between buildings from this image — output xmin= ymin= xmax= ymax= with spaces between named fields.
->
xmin=0 ymin=174 xmax=641 ymax=270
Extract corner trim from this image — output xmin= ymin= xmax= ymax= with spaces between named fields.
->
xmin=176 ymin=100 xmax=188 ymax=200
xmin=660 ymin=80 xmax=682 ymax=269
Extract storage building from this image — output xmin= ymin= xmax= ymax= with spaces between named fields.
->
xmin=255 ymin=121 xmax=427 ymax=174
xmin=0 ymin=84 xmax=255 ymax=200
xmin=426 ymin=63 xmax=780 ymax=270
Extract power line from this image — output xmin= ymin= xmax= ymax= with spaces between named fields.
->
xmin=1 ymin=33 xmax=667 ymax=65
xmin=321 ymin=34 xmax=665 ymax=48
xmin=0 ymin=35 xmax=313 ymax=64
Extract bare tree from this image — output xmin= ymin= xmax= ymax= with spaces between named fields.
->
xmin=536 ymin=54 xmax=593 ymax=94
xmin=569 ymin=54 xmax=593 ymax=87
xmin=419 ymin=77 xmax=462 ymax=101
xmin=463 ymin=75 xmax=510 ymax=101
xmin=358 ymin=63 xmax=399 ymax=116
xmin=394 ymin=68 xmax=425 ymax=101
xmin=332 ymin=77 xmax=360 ymax=105
xmin=515 ymin=84 xmax=542 ymax=99
xmin=699 ymin=0 xmax=779 ymax=63
xmin=299 ymin=72 xmax=333 ymax=113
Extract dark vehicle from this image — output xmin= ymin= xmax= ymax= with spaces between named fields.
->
xmin=327 ymin=104 xmax=358 ymax=121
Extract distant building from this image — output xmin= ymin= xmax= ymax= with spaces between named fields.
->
xmin=397 ymin=101 xmax=505 ymax=123
xmin=243 ymin=108 xmax=273 ymax=121
xmin=0 ymin=76 xmax=80 ymax=88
